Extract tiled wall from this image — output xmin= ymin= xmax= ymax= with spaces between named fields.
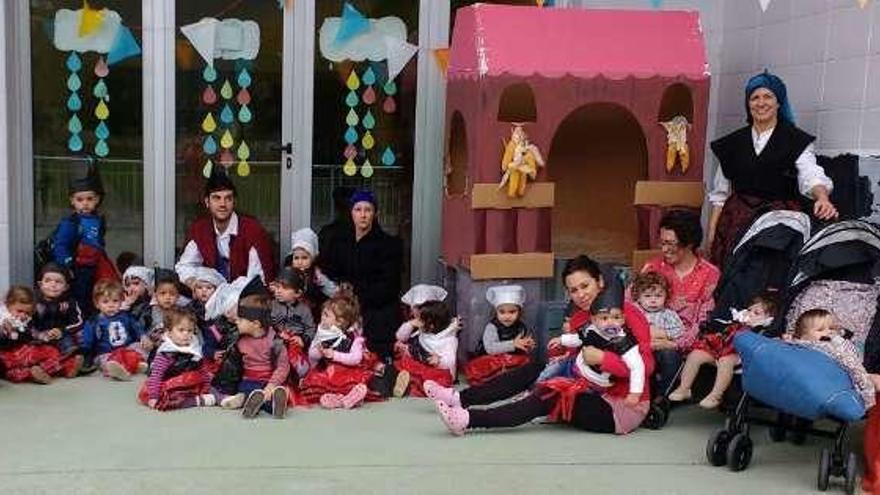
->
xmin=717 ymin=0 xmax=880 ymax=154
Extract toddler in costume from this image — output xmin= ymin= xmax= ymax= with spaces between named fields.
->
xmin=139 ymin=308 xmax=214 ymax=410
xmin=462 ymin=285 xmax=535 ymax=386
xmin=33 ymin=263 xmax=84 ymax=378
xmin=271 ymin=268 xmax=316 ymax=381
xmin=212 ymin=277 xmax=290 ymax=419
xmin=299 ymin=289 xmax=378 ymax=409
xmin=287 ymin=228 xmax=338 ymax=320
xmin=630 ymin=272 xmax=684 ymax=394
xmin=393 ymin=298 xmax=459 ymax=397
xmin=670 ymin=292 xmax=777 ymax=409
xmin=201 ymin=277 xmax=248 ymax=373
xmin=81 ymin=280 xmax=149 ymax=381
xmin=0 ymin=287 xmax=64 ymax=384
xmin=186 ymin=267 xmax=225 ymax=328
xmin=121 ymin=265 xmax=154 ymax=332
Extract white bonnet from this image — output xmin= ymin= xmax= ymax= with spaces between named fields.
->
xmin=122 ymin=266 xmax=154 ymax=290
xmin=290 ymin=228 xmax=319 ymax=258
xmin=204 ymin=276 xmax=249 ymax=320
xmin=401 ymin=284 xmax=448 ymax=307
xmin=486 ymin=285 xmax=525 ymax=308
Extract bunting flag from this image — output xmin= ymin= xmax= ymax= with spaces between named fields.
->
xmin=650 ymin=0 xmax=663 ymax=8
xmin=181 ymin=18 xmax=218 ymax=68
xmin=107 ymin=26 xmax=141 ymax=66
xmin=78 ymin=0 xmax=104 ymax=37
xmin=758 ymin=0 xmax=772 ymax=12
xmin=384 ymin=35 xmax=418 ymax=81
xmin=335 ymin=3 xmax=370 ymax=45
xmin=433 ymin=48 xmax=449 ymax=75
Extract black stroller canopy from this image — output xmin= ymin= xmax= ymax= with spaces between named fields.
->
xmin=790 ymin=220 xmax=880 ymax=288
xmin=710 ymin=211 xmax=812 ymax=324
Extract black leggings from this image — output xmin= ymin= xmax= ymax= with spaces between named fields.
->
xmin=462 ymin=362 xmax=616 ymax=433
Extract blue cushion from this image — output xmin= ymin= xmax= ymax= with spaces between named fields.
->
xmin=734 ymin=332 xmax=865 ymax=421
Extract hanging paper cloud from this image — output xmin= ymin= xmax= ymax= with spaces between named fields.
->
xmin=53 ymin=8 xmax=122 ymax=53
xmin=383 ymin=35 xmax=418 ymax=81
xmin=107 ymin=26 xmax=141 ymax=65
xmin=335 ymin=3 xmax=371 ymax=45
xmin=319 ymin=16 xmax=408 ymax=63
xmin=181 ymin=18 xmax=261 ymax=68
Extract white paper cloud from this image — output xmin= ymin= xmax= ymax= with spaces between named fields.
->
xmin=181 ymin=17 xmax=261 ymax=65
xmin=53 ymin=8 xmax=122 ymax=54
xmin=319 ymin=16 xmax=408 ymax=63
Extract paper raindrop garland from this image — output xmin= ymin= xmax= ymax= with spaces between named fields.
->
xmin=66 ymin=52 xmax=84 ymax=152
xmin=92 ymin=57 xmax=110 ymax=157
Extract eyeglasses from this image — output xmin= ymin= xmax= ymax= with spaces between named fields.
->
xmin=659 ymin=240 xmax=680 ymax=248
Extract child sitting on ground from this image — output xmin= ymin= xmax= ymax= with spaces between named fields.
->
xmin=393 ymin=299 xmax=459 ymax=397
xmin=546 ymin=282 xmax=645 ymax=406
xmin=462 ymin=284 xmax=536 ymax=386
xmin=121 ymin=265 xmax=154 ymax=331
xmin=139 ymin=308 xmax=215 ymax=411
xmin=0 ymin=286 xmax=64 ymax=384
xmin=201 ymin=277 xmax=248 ymax=373
xmin=33 ymin=263 xmax=84 ymax=378
xmin=271 ymin=268 xmax=316 ymax=381
xmin=81 ymin=280 xmax=149 ymax=381
xmin=51 ymin=162 xmax=118 ymax=317
xmin=299 ymin=289 xmax=375 ymax=409
xmin=212 ymin=277 xmax=290 ymax=419
xmin=790 ymin=309 xmax=877 ymax=409
xmin=147 ymin=268 xmax=186 ymax=355
xmin=670 ymin=292 xmax=777 ymax=409
xmin=287 ymin=228 xmax=338 ymax=320
xmin=187 ymin=267 xmax=225 ymax=323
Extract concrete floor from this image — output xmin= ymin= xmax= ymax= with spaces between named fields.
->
xmin=0 ymin=375 xmax=863 ymax=495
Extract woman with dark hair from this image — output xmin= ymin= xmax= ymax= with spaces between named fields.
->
xmin=319 ymin=190 xmax=403 ymax=360
xmin=707 ymin=71 xmax=838 ymax=268
xmin=426 ymin=255 xmax=654 ymax=435
xmin=639 ymin=210 xmax=720 ymax=393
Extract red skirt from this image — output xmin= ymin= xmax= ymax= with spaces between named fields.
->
xmin=286 ymin=342 xmax=309 ymax=375
xmin=692 ymin=324 xmax=745 ymax=359
xmin=294 ymin=351 xmax=383 ymax=405
xmin=863 ymin=406 xmax=880 ymax=493
xmin=138 ymin=371 xmax=210 ymax=411
xmin=394 ymin=354 xmax=453 ymax=397
xmin=103 ymin=347 xmax=144 ymax=374
xmin=710 ymin=192 xmax=802 ymax=268
xmin=462 ymin=353 xmax=531 ymax=387
xmin=536 ymin=377 xmax=593 ymax=423
xmin=0 ymin=344 xmax=62 ymax=382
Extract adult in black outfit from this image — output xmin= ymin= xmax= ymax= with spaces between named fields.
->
xmin=319 ymin=189 xmax=403 ymax=359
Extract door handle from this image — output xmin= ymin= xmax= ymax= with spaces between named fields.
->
xmin=273 ymin=142 xmax=293 ymax=154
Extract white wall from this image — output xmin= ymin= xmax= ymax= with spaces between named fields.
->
xmin=717 ymin=0 xmax=879 ymax=155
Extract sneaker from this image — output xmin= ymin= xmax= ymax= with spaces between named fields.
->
xmin=220 ymin=393 xmax=245 ymax=409
xmin=424 ymin=380 xmax=460 ymax=407
xmin=320 ymin=393 xmax=345 ymax=409
xmin=104 ymin=361 xmax=132 ymax=381
xmin=341 ymin=383 xmax=368 ymax=409
xmin=699 ymin=394 xmax=723 ymax=410
xmin=136 ymin=362 xmax=149 ymax=374
xmin=64 ymin=355 xmax=84 ymax=378
xmin=29 ymin=366 xmax=52 ymax=385
xmin=393 ymin=370 xmax=411 ymax=398
xmin=437 ymin=401 xmax=469 ymax=436
xmin=199 ymin=394 xmax=217 ymax=407
xmin=668 ymin=388 xmax=692 ymax=402
xmin=271 ymin=387 xmax=289 ymax=419
xmin=242 ymin=390 xmax=265 ymax=418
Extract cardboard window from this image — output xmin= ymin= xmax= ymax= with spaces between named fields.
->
xmin=447 ymin=111 xmax=469 ymax=196
xmin=547 ymin=103 xmax=647 ymax=263
xmin=658 ymin=83 xmax=694 ymax=122
xmin=497 ymin=82 xmax=537 ymax=123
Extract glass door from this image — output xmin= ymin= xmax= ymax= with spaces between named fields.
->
xmin=309 ymin=1 xmax=419 ymax=282
xmin=174 ymin=0 xmax=291 ymax=263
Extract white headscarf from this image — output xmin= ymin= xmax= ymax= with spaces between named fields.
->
xmin=156 ymin=335 xmax=203 ymax=361
xmin=192 ymin=267 xmax=226 ymax=288
xmin=290 ymin=228 xmax=319 ymax=258
xmin=204 ymin=276 xmax=249 ymax=320
xmin=123 ymin=266 xmax=154 ymax=291
xmin=401 ymin=284 xmax=448 ymax=307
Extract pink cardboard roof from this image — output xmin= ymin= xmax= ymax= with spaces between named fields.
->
xmin=448 ymin=4 xmax=709 ymax=80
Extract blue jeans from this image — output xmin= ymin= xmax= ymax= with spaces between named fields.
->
xmin=653 ymin=349 xmax=683 ymax=397
xmin=536 ymin=357 xmax=577 ymax=383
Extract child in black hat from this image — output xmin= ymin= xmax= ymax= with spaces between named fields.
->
xmin=51 ymin=159 xmax=117 ymax=317
xmin=270 ymin=268 xmax=316 ymax=380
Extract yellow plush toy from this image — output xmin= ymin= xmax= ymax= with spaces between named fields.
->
xmin=500 ymin=124 xmax=545 ymax=198
xmin=660 ymin=115 xmax=691 ymax=174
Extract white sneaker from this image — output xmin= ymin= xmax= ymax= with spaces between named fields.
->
xmin=220 ymin=393 xmax=245 ymax=409
xmin=199 ymin=394 xmax=217 ymax=407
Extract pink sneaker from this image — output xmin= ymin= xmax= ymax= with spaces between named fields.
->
xmin=320 ymin=393 xmax=345 ymax=409
xmin=423 ymin=380 xmax=460 ymax=407
xmin=341 ymin=384 xmax=368 ymax=409
xmin=437 ymin=401 xmax=469 ymax=436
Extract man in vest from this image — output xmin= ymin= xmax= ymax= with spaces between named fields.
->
xmin=175 ymin=170 xmax=275 ymax=285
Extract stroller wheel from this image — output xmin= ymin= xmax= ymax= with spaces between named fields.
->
xmin=706 ymin=429 xmax=731 ymax=467
xmin=817 ymin=448 xmax=831 ymax=491
xmin=726 ymin=433 xmax=753 ymax=472
xmin=844 ymin=451 xmax=858 ymax=495
xmin=642 ymin=403 xmax=668 ymax=430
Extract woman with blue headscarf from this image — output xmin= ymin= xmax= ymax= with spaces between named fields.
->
xmin=706 ymin=71 xmax=838 ymax=267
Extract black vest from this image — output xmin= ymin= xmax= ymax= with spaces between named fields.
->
xmin=159 ymin=351 xmax=202 ymax=380
xmin=711 ymin=121 xmax=815 ymax=202
xmin=476 ymin=318 xmax=530 ymax=355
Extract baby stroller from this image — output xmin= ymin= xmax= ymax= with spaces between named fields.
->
xmin=706 ymin=220 xmax=880 ymax=494
xmin=643 ymin=210 xmax=811 ymax=429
